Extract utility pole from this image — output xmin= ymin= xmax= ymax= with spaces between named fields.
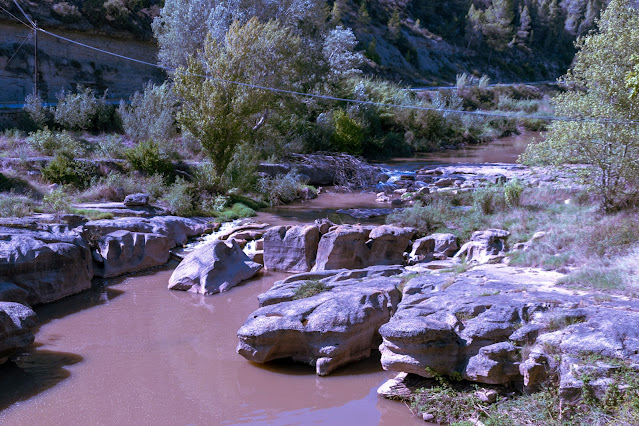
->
xmin=33 ymin=20 xmax=38 ymax=97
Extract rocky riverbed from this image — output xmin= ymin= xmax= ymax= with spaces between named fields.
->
xmin=1 ymin=149 xmax=636 ymax=423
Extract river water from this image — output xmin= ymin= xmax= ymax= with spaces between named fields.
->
xmin=0 ymin=133 xmax=537 ymax=425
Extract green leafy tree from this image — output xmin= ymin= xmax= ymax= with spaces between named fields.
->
xmin=521 ymin=0 xmax=639 ymax=212
xmin=173 ymin=18 xmax=305 ymax=180
xmin=481 ymin=0 xmax=515 ymax=52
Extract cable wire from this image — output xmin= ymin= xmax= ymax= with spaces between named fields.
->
xmin=2 ymin=31 xmax=32 ymax=71
xmin=20 ymin=25 xmax=639 ymax=126
xmin=11 ymin=0 xmax=34 ymax=27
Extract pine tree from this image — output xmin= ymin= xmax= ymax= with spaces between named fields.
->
xmin=510 ymin=4 xmax=532 ymax=50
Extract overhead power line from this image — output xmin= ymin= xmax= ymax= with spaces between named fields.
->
xmin=1 ymin=6 xmax=637 ymax=126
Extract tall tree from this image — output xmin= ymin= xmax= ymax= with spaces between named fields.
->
xmin=522 ymin=0 xmax=639 ymax=212
xmin=173 ymin=19 xmax=306 ymax=179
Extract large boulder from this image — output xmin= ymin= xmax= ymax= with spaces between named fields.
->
xmin=93 ymin=230 xmax=172 ymax=278
xmin=237 ymin=267 xmax=403 ymax=375
xmin=0 ymin=228 xmax=93 ymax=305
xmin=454 ymin=229 xmax=509 ymax=264
xmin=312 ymin=226 xmax=372 ymax=271
xmin=409 ymin=233 xmax=458 ymax=264
xmin=168 ymin=239 xmax=262 ymax=295
xmin=0 ymin=302 xmax=37 ymax=364
xmin=263 ymin=225 xmax=320 ymax=273
xmin=368 ymin=225 xmax=414 ymax=266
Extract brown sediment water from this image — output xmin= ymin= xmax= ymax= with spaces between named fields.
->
xmin=380 ymin=131 xmax=543 ymax=170
xmin=256 ymin=191 xmax=387 ymax=227
xmin=0 ymin=268 xmax=422 ymax=425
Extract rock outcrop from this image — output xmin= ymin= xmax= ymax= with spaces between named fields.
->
xmin=237 ymin=266 xmax=403 ymax=375
xmin=408 ymin=233 xmax=458 ymax=264
xmin=378 ymin=264 xmax=639 ymax=407
xmin=93 ymin=230 xmax=172 ymax=278
xmin=312 ymin=226 xmax=372 ymax=271
xmin=0 ymin=302 xmax=37 ymax=364
xmin=454 ymin=229 xmax=509 ymax=264
xmin=263 ymin=225 xmax=320 ymax=273
xmin=168 ymin=239 xmax=262 ymax=295
xmin=0 ymin=227 xmax=93 ymax=305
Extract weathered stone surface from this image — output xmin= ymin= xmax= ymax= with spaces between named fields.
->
xmin=312 ymin=226 xmax=372 ymax=271
xmin=0 ymin=302 xmax=37 ymax=364
xmin=237 ymin=267 xmax=403 ymax=375
xmin=368 ymin=225 xmax=414 ymax=266
xmin=169 ymin=239 xmax=262 ymax=295
xmin=454 ymin=229 xmax=509 ymax=264
xmin=409 ymin=233 xmax=458 ymax=263
xmin=93 ymin=230 xmax=172 ymax=278
xmin=82 ymin=216 xmax=216 ymax=248
xmin=263 ymin=225 xmax=320 ymax=273
xmin=123 ymin=193 xmax=150 ymax=206
xmin=379 ymin=263 xmax=639 ymax=404
xmin=0 ymin=228 xmax=93 ymax=305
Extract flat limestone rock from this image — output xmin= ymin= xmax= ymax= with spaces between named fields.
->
xmin=237 ymin=267 xmax=403 ymax=375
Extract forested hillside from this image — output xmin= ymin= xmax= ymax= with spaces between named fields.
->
xmin=0 ymin=0 xmax=610 ymax=85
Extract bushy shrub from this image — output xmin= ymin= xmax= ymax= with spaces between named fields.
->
xmin=213 ymin=203 xmax=256 ymax=222
xmin=54 ymin=87 xmax=99 ymax=130
xmin=27 ymin=128 xmax=84 ymax=156
xmin=23 ymin=93 xmax=51 ymax=128
xmin=221 ymin=145 xmax=260 ymax=193
xmin=504 ymin=178 xmax=524 ymax=208
xmin=330 ymin=109 xmax=364 ymax=155
xmin=42 ymin=188 xmax=71 ymax=215
xmin=162 ymin=177 xmax=195 ymax=216
xmin=0 ymin=172 xmax=32 ymax=194
xmin=42 ymin=152 xmax=96 ymax=188
xmin=258 ymin=172 xmax=307 ymax=205
xmin=0 ymin=194 xmax=34 ymax=217
xmin=97 ymin=134 xmax=127 ymax=159
xmin=119 ymin=81 xmax=177 ymax=141
xmin=80 ymin=172 xmax=167 ymax=202
xmin=125 ymin=140 xmax=175 ymax=181
xmin=386 ymin=200 xmax=450 ymax=235
xmin=473 ymin=185 xmax=506 ymax=215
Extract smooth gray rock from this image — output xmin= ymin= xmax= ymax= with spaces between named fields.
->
xmin=123 ymin=193 xmax=150 ymax=206
xmin=368 ymin=225 xmax=414 ymax=266
xmin=94 ymin=230 xmax=172 ymax=278
xmin=263 ymin=225 xmax=320 ymax=273
xmin=237 ymin=268 xmax=402 ymax=375
xmin=409 ymin=233 xmax=458 ymax=263
xmin=0 ymin=302 xmax=37 ymax=364
xmin=0 ymin=229 xmax=93 ymax=305
xmin=312 ymin=226 xmax=372 ymax=271
xmin=169 ymin=239 xmax=262 ymax=295
xmin=454 ymin=229 xmax=509 ymax=264
xmin=82 ymin=216 xmax=216 ymax=248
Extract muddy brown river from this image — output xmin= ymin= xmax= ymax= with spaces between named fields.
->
xmin=0 ymin=133 xmax=538 ymax=425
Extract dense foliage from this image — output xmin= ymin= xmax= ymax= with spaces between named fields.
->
xmin=521 ymin=0 xmax=639 ymax=212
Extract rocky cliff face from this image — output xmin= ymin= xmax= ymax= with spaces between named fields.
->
xmin=0 ymin=0 xmax=163 ymax=103
xmin=0 ymin=21 xmax=163 ymax=103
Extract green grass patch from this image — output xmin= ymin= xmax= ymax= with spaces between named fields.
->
xmin=558 ymin=266 xmax=626 ymax=291
xmin=292 ymin=280 xmax=329 ymax=300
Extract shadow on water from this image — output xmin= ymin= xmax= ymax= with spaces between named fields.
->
xmin=0 ymin=347 xmax=83 ymax=410
xmin=248 ymin=350 xmax=384 ymax=377
xmin=0 ymin=276 xmax=127 ymax=410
